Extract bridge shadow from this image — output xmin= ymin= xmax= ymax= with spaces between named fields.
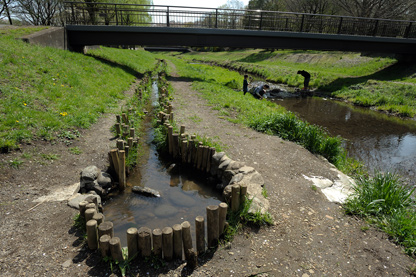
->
xmin=320 ymin=62 xmax=416 ymax=92
xmin=86 ymin=53 xmax=145 ymax=79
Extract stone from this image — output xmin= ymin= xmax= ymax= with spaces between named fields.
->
xmin=80 ymin=165 xmax=100 ymax=182
xmin=217 ymin=158 xmax=232 ymax=179
xmin=212 ymin=152 xmax=225 ymax=164
xmin=222 ymin=169 xmax=237 ymax=188
xmin=238 ymin=166 xmax=255 ymax=175
xmin=247 ymin=196 xmax=270 ymax=216
xmin=229 ymin=173 xmax=244 ymax=185
xmin=222 ymin=185 xmax=233 ymax=202
xmin=132 ymin=186 xmax=161 ymax=197
xmin=226 ymin=161 xmax=245 ymax=171
xmin=97 ymin=172 xmax=112 ymax=188
xmin=67 ymin=192 xmax=102 ymax=209
xmin=169 ymin=190 xmax=196 ymax=207
xmin=154 ymin=204 xmax=178 ymax=217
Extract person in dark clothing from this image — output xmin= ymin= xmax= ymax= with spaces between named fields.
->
xmin=243 ymin=75 xmax=249 ymax=95
xmin=297 ymin=70 xmax=311 ymax=90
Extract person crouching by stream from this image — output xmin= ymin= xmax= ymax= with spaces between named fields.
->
xmin=251 ymin=84 xmax=270 ymax=100
xmin=297 ymin=70 xmax=311 ymax=90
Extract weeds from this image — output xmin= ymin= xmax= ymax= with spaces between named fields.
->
xmin=69 ymin=147 xmax=82 ymax=155
xmin=9 ymin=158 xmax=23 ymax=169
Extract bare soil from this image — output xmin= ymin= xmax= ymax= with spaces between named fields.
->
xmin=0 ymin=74 xmax=415 ymax=277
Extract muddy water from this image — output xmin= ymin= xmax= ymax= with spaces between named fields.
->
xmin=103 ymin=81 xmax=222 ymax=246
xmin=272 ymin=97 xmax=416 ymax=184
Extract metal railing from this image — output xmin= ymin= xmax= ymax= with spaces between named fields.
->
xmin=63 ymin=2 xmax=416 ymax=39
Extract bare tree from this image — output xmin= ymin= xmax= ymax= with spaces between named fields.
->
xmin=284 ymin=0 xmax=339 ymax=15
xmin=1 ymin=0 xmax=14 ymax=24
xmin=14 ymin=0 xmax=63 ymax=25
xmin=337 ymin=0 xmax=416 ymax=19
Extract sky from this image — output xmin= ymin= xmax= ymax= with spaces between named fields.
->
xmin=152 ymin=0 xmax=250 ymax=9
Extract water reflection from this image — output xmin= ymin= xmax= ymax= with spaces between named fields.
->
xmin=273 ymin=97 xmax=416 ymax=183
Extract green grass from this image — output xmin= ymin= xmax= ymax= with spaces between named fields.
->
xmin=171 ymin=49 xmax=416 ymax=117
xmin=0 ymin=28 xmax=156 ymax=152
xmin=345 ymin=172 xmax=416 ymax=255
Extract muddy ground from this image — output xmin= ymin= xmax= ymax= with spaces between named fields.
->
xmin=0 ymin=73 xmax=415 ymax=276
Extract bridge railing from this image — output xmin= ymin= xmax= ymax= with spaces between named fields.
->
xmin=63 ymin=2 xmax=416 ymax=39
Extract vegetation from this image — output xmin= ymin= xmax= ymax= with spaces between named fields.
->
xmin=345 ymin=172 xmax=416 ymax=255
xmin=174 ymin=49 xmax=416 ymax=117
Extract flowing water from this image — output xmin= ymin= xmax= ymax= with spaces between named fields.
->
xmin=103 ymin=80 xmax=223 ymax=246
xmin=272 ymin=96 xmax=416 ymax=184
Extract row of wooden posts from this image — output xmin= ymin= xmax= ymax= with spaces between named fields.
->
xmin=108 ymin=112 xmax=138 ymax=191
xmin=79 ymin=192 xmax=243 ymax=266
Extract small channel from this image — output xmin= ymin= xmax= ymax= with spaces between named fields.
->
xmin=103 ymin=80 xmax=223 ymax=246
xmin=272 ymin=96 xmax=416 ymax=184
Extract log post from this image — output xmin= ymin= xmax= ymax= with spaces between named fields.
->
xmin=110 ymin=237 xmax=124 ymax=262
xmin=181 ymin=221 xmax=193 ymax=260
xmin=231 ymin=185 xmax=241 ymax=212
xmin=170 ymin=112 xmax=174 ymax=122
xmin=187 ymin=139 xmax=194 ymax=164
xmin=162 ymin=227 xmax=173 ymax=261
xmin=85 ymin=208 xmax=96 ymax=224
xmin=128 ymin=137 xmax=133 ymax=149
xmin=116 ymin=114 xmax=121 ymax=123
xmin=181 ymin=140 xmax=187 ymax=163
xmin=152 ymin=229 xmax=163 ymax=258
xmin=122 ymin=113 xmax=128 ymax=124
xmin=196 ymin=143 xmax=203 ymax=169
xmin=117 ymin=139 xmax=124 ymax=150
xmin=125 ymin=145 xmax=129 ymax=158
xmin=207 ymin=205 xmax=219 ymax=248
xmin=180 ymin=125 xmax=185 ymax=135
xmin=168 ymin=125 xmax=173 ymax=155
xmin=110 ymin=149 xmax=119 ymax=179
xmin=172 ymin=224 xmax=183 ymax=260
xmin=86 ymin=219 xmax=98 ymax=250
xmin=195 ymin=216 xmax=205 ymax=255
xmin=127 ymin=227 xmax=138 ymax=260
xmin=172 ymin=134 xmax=179 ymax=160
xmin=79 ymin=201 xmax=88 ymax=218
xmin=98 ymin=221 xmax=114 ymax=238
xmin=115 ymin=123 xmax=121 ymax=137
xmin=201 ymin=146 xmax=209 ymax=172
xmin=118 ymin=150 xmax=126 ymax=190
xmin=207 ymin=147 xmax=215 ymax=173
xmin=86 ymin=202 xmax=97 ymax=212
xmin=99 ymin=234 xmax=111 ymax=258
xmin=129 ymin=128 xmax=135 ymax=138
xmin=138 ymin=227 xmax=152 ymax=258
xmin=92 ymin=213 xmax=104 ymax=226
xmin=218 ymin=202 xmax=228 ymax=236
xmin=240 ymin=184 xmax=248 ymax=205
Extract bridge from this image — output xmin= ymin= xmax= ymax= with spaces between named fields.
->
xmin=64 ymin=2 xmax=416 ymax=55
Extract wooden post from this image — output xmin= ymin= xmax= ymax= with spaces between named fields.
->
xmin=196 ymin=143 xmax=203 ymax=169
xmin=122 ymin=113 xmax=128 ymax=124
xmin=138 ymin=227 xmax=152 ymax=258
xmin=130 ymin=128 xmax=135 ymax=138
xmin=128 ymin=137 xmax=133 ymax=149
xmin=110 ymin=149 xmax=119 ymax=178
xmin=117 ymin=139 xmax=124 ymax=150
xmin=110 ymin=237 xmax=124 ymax=262
xmin=170 ymin=112 xmax=174 ymax=122
xmin=218 ymin=202 xmax=228 ymax=236
xmin=207 ymin=205 xmax=219 ymax=248
xmin=207 ymin=147 xmax=215 ymax=173
xmin=195 ymin=216 xmax=205 ymax=255
xmin=168 ymin=104 xmax=172 ymax=114
xmin=118 ymin=150 xmax=126 ymax=190
xmin=99 ymin=234 xmax=111 ymax=258
xmin=79 ymin=201 xmax=88 ymax=218
xmin=172 ymin=224 xmax=183 ymax=260
xmin=125 ymin=145 xmax=129 ymax=158
xmin=116 ymin=114 xmax=121 ymax=123
xmin=181 ymin=221 xmax=193 ymax=260
xmin=92 ymin=213 xmax=104 ymax=226
xmin=152 ymin=229 xmax=163 ymax=258
xmin=162 ymin=227 xmax=173 ymax=261
xmin=181 ymin=140 xmax=187 ymax=163
xmin=187 ymin=139 xmax=194 ymax=164
xmin=115 ymin=123 xmax=121 ymax=137
xmin=85 ymin=208 xmax=96 ymax=224
xmin=127 ymin=227 xmax=138 ymax=260
xmin=180 ymin=125 xmax=185 ymax=135
xmin=86 ymin=202 xmax=97 ymax=212
xmin=240 ymin=184 xmax=248 ymax=205
xmin=172 ymin=134 xmax=179 ymax=160
xmin=168 ymin=126 xmax=173 ymax=155
xmin=86 ymin=219 xmax=98 ymax=250
xmin=201 ymin=146 xmax=209 ymax=172
xmin=98 ymin=221 xmax=114 ymax=238
xmin=231 ymin=185 xmax=241 ymax=212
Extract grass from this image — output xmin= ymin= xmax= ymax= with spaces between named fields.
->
xmin=172 ymin=49 xmax=416 ymax=117
xmin=0 ymin=27 xmax=156 ymax=152
xmin=345 ymin=172 xmax=416 ymax=255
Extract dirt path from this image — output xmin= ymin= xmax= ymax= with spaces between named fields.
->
xmin=0 ymin=74 xmax=414 ymax=276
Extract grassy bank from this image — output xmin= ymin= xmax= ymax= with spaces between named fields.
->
xmin=0 ymin=27 xmax=156 ymax=152
xmin=174 ymin=49 xmax=416 ymax=117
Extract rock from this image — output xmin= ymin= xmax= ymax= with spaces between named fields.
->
xmin=247 ymin=196 xmax=270 ymax=216
xmin=132 ymin=186 xmax=161 ymax=197
xmin=222 ymin=169 xmax=237 ymax=188
xmin=229 ymin=173 xmax=244 ymax=185
xmin=238 ymin=166 xmax=255 ymax=175
xmin=97 ymin=172 xmax=112 ymax=188
xmin=211 ymin=152 xmax=226 ymax=177
xmin=169 ymin=190 xmax=196 ymax=207
xmin=154 ymin=204 xmax=178 ymax=217
xmin=217 ymin=158 xmax=232 ymax=179
xmin=67 ymin=192 xmax=101 ymax=209
xmin=222 ymin=185 xmax=233 ymax=202
xmin=226 ymin=161 xmax=245 ymax=171
xmin=80 ymin=165 xmax=100 ymax=182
